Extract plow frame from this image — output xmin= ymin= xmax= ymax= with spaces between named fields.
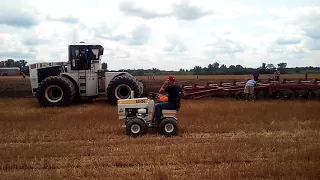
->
xmin=181 ymin=78 xmax=320 ymax=100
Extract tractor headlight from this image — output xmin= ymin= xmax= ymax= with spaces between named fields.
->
xmin=137 ymin=108 xmax=146 ymax=114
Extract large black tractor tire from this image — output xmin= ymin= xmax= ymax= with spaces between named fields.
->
xmin=107 ymin=75 xmax=141 ymax=104
xmin=158 ymin=118 xmax=179 ymax=137
xmin=36 ymin=76 xmax=76 ymax=107
xmin=125 ymin=118 xmax=147 ymax=137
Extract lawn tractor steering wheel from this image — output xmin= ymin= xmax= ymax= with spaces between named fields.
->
xmin=148 ymin=92 xmax=160 ymax=100
xmin=148 ymin=92 xmax=168 ymax=102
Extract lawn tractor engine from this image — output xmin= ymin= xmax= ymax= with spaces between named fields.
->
xmin=29 ymin=42 xmax=144 ymax=107
xmin=117 ymin=94 xmax=179 ymax=137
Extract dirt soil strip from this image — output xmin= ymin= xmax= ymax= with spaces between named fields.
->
xmin=0 ymin=76 xmax=276 ymax=98
xmin=0 ymin=77 xmax=232 ymax=98
xmin=0 ymin=78 xmax=33 ymax=98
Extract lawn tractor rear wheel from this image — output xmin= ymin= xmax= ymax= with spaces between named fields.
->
xmin=107 ymin=75 xmax=141 ymax=104
xmin=36 ymin=76 xmax=76 ymax=107
xmin=126 ymin=118 xmax=147 ymax=137
xmin=158 ymin=118 xmax=179 ymax=137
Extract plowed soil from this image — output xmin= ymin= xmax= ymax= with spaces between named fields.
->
xmin=0 ymin=77 xmax=33 ymax=98
xmin=0 ymin=77 xmax=231 ymax=98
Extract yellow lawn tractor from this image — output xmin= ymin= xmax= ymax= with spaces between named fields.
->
xmin=117 ymin=92 xmax=180 ymax=137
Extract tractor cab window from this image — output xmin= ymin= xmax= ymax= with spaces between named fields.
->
xmin=69 ymin=45 xmax=102 ymax=70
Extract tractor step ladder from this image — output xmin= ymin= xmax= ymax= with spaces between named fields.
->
xmin=78 ymin=70 xmax=87 ymax=97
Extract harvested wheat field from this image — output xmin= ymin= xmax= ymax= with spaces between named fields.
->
xmin=0 ymin=98 xmax=319 ymax=179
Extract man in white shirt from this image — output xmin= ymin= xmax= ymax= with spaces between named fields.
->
xmin=244 ymin=79 xmax=257 ymax=101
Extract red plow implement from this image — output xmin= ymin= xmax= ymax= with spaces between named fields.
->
xmin=182 ymin=79 xmax=320 ymax=100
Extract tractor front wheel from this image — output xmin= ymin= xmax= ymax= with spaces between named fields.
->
xmin=36 ymin=76 xmax=76 ymax=107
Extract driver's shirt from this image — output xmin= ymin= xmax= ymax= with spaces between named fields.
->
xmin=164 ymin=84 xmax=182 ymax=105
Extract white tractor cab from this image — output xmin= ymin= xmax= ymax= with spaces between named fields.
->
xmin=29 ymin=42 xmax=144 ymax=107
xmin=117 ymin=92 xmax=181 ymax=137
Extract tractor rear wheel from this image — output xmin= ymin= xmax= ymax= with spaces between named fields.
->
xmin=107 ymin=75 xmax=141 ymax=104
xmin=36 ymin=76 xmax=76 ymax=107
xmin=158 ymin=118 xmax=179 ymax=137
xmin=125 ymin=118 xmax=147 ymax=137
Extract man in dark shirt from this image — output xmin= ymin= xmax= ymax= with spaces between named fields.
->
xmin=152 ymin=76 xmax=182 ymax=124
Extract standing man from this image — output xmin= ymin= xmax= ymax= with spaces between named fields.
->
xmin=274 ymin=69 xmax=280 ymax=81
xmin=253 ymin=71 xmax=259 ymax=82
xmin=152 ymin=76 xmax=182 ymax=124
xmin=305 ymin=73 xmax=308 ymax=80
xmin=244 ymin=79 xmax=257 ymax=101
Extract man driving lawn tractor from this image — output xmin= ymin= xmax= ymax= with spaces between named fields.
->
xmin=152 ymin=76 xmax=183 ymax=124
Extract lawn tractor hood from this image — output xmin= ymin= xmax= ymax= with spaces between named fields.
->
xmin=117 ymin=97 xmax=155 ymax=120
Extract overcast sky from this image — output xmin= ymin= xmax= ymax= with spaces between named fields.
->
xmin=0 ymin=0 xmax=319 ymax=70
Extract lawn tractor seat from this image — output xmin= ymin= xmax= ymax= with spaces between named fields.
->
xmin=158 ymin=95 xmax=181 ymax=121
xmin=160 ymin=92 xmax=182 ymax=112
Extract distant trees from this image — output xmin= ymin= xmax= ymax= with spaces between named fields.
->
xmin=266 ymin=64 xmax=275 ymax=69
xmin=0 ymin=59 xmax=29 ymax=75
xmin=277 ymin=62 xmax=287 ymax=69
xmin=118 ymin=62 xmax=320 ymax=76
xmin=1 ymin=58 xmax=319 ymax=77
xmin=0 ymin=59 xmax=28 ymax=68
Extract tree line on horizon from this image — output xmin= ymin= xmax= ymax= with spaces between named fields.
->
xmin=0 ymin=59 xmax=29 ymax=74
xmin=1 ymin=59 xmax=320 ymax=76
xmin=110 ymin=62 xmax=320 ymax=76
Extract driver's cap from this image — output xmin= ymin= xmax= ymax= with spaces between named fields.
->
xmin=167 ymin=75 xmax=175 ymax=81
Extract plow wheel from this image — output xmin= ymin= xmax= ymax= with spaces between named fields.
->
xmin=273 ymin=89 xmax=294 ymax=100
xmin=235 ymin=91 xmax=256 ymax=101
xmin=294 ymin=90 xmax=310 ymax=99
xmin=249 ymin=94 xmax=256 ymax=101
xmin=311 ymin=89 xmax=320 ymax=100
xmin=235 ymin=91 xmax=246 ymax=100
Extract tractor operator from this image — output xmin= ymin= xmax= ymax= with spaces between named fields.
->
xmin=152 ymin=76 xmax=182 ymax=124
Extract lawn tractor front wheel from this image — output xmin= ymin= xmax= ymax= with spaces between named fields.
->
xmin=125 ymin=118 xmax=147 ymax=137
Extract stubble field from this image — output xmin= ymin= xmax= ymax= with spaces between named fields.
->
xmin=0 ymin=97 xmax=319 ymax=179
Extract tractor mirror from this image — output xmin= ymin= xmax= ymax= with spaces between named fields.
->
xmin=100 ymin=48 xmax=104 ymax=55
